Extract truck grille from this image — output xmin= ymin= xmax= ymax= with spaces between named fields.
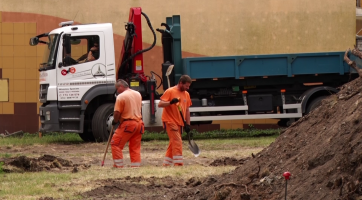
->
xmin=39 ymin=84 xmax=49 ymax=103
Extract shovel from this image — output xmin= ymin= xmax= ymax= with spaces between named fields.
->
xmin=165 ymin=65 xmax=174 ymax=89
xmin=176 ymin=104 xmax=200 ymax=157
xmin=101 ymin=125 xmax=115 ymax=166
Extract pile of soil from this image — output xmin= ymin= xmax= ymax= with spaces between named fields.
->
xmin=0 ymin=154 xmax=90 ymax=173
xmin=172 ymin=77 xmax=362 ymax=199
xmin=209 ymin=157 xmax=246 ymax=166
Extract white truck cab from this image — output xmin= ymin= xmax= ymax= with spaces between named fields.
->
xmin=33 ymin=21 xmax=162 ymax=142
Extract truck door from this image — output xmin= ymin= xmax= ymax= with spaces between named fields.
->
xmin=56 ymin=32 xmax=106 ymax=101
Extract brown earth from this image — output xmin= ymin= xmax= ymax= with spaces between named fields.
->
xmin=3 ymin=77 xmax=362 ymax=199
xmin=0 ymin=154 xmax=90 ymax=173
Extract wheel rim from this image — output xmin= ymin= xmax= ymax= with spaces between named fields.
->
xmin=106 ymin=113 xmax=114 ymax=133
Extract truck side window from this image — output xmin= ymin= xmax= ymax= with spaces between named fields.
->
xmin=63 ymin=35 xmax=100 ymax=66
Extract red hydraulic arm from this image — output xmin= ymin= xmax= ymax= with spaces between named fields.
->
xmin=117 ymin=7 xmax=147 ymax=83
xmin=117 ymin=7 xmax=158 ymax=124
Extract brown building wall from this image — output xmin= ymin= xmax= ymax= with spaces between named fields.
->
xmin=0 ymin=0 xmax=358 ymax=133
xmin=0 ymin=0 xmax=356 ymax=55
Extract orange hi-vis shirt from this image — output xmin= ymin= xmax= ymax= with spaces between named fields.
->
xmin=160 ymin=86 xmax=192 ymax=126
xmin=114 ymin=89 xmax=142 ymax=121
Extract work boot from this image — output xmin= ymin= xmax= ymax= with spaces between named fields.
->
xmin=113 ymin=164 xmax=123 ymax=168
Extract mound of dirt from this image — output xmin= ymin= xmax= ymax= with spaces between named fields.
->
xmin=0 ymin=154 xmax=91 ymax=173
xmin=209 ymin=157 xmax=246 ymax=166
xmin=172 ymin=78 xmax=362 ymax=200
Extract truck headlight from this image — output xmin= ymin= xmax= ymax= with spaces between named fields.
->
xmin=45 ymin=111 xmax=51 ymax=121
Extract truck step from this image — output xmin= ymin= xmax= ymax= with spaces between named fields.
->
xmin=59 ymin=105 xmax=81 ymax=109
xmin=59 ymin=117 xmax=81 ymax=122
xmin=59 ymin=129 xmax=82 ymax=133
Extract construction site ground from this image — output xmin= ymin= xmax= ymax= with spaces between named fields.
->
xmin=0 ymin=138 xmax=265 ymax=200
xmin=3 ymin=77 xmax=362 ymax=199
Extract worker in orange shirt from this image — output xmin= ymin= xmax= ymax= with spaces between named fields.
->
xmin=111 ymin=79 xmax=145 ymax=168
xmin=158 ymin=75 xmax=192 ymax=166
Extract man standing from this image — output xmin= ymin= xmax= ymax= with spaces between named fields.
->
xmin=111 ymin=79 xmax=144 ymax=168
xmin=158 ymin=75 xmax=192 ymax=166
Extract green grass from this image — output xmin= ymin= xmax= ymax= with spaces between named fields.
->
xmin=198 ymin=137 xmax=277 ymax=149
xmin=142 ymin=128 xmax=281 ymax=141
xmin=0 ymin=171 xmax=76 ymax=199
xmin=0 ymin=162 xmax=4 ymax=174
xmin=0 ymin=132 xmax=83 ymax=146
xmin=0 ymin=153 xmax=12 ymax=158
xmin=0 ymin=164 xmax=237 ymax=200
xmin=0 ymin=128 xmax=280 ymax=146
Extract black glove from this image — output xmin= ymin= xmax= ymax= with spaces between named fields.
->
xmin=184 ymin=123 xmax=191 ymax=133
xmin=170 ymin=98 xmax=179 ymax=105
xmin=112 ymin=120 xmax=119 ymax=130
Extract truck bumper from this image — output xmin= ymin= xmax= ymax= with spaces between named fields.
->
xmin=39 ymin=101 xmax=60 ymax=133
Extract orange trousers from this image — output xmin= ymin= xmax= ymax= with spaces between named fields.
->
xmin=111 ymin=120 xmax=144 ymax=168
xmin=163 ymin=122 xmax=183 ymax=166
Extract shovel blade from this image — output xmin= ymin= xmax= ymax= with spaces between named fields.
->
xmin=188 ymin=140 xmax=200 ymax=157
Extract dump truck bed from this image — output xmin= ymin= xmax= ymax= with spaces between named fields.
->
xmin=182 ymin=51 xmax=362 ymax=79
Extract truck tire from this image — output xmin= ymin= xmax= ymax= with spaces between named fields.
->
xmin=306 ymin=96 xmax=327 ymax=114
xmin=79 ymin=123 xmax=96 ymax=142
xmin=79 ymin=131 xmax=95 ymax=142
xmin=92 ymin=103 xmax=114 ymax=142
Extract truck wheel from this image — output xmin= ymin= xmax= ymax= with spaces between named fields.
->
xmin=306 ymin=96 xmax=327 ymax=114
xmin=79 ymin=122 xmax=96 ymax=142
xmin=92 ymin=103 xmax=114 ymax=142
xmin=79 ymin=131 xmax=95 ymax=142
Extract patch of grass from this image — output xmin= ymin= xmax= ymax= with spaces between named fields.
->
xmin=0 ymin=129 xmax=279 ymax=147
xmin=0 ymin=164 xmax=236 ymax=200
xmin=0 ymin=153 xmax=12 ymax=158
xmin=0 ymin=162 xmax=4 ymax=174
xmin=198 ymin=137 xmax=276 ymax=150
xmin=0 ymin=132 xmax=83 ymax=146
xmin=0 ymin=171 xmax=76 ymax=199
xmin=142 ymin=128 xmax=281 ymax=141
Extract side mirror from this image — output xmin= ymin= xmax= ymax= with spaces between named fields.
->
xmin=29 ymin=37 xmax=39 ymax=46
xmin=63 ymin=34 xmax=71 ymax=54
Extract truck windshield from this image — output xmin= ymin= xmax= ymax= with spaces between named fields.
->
xmin=39 ymin=34 xmax=59 ymax=71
